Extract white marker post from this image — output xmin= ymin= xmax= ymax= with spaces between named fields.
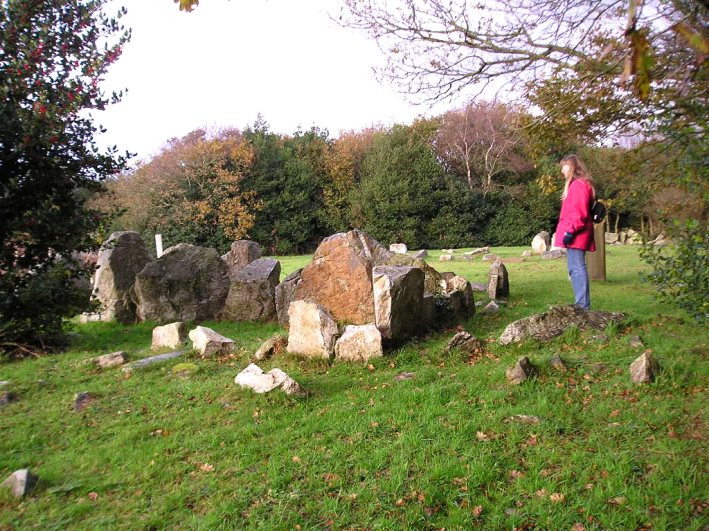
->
xmin=155 ymin=234 xmax=163 ymax=258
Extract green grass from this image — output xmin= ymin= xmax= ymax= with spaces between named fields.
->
xmin=1 ymin=246 xmax=707 ymax=529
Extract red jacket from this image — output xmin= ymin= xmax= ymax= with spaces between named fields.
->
xmin=555 ymin=178 xmax=596 ymax=252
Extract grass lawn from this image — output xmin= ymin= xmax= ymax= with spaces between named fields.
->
xmin=1 ymin=246 xmax=707 ymax=529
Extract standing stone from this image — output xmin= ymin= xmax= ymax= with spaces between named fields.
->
xmin=188 ymin=326 xmax=235 ymax=357
xmin=286 ymin=300 xmax=339 ymax=359
xmin=487 ymin=260 xmax=510 ymax=300
xmin=221 ymin=240 xmax=262 ymax=276
xmin=235 ymin=364 xmax=307 ymax=396
xmin=482 ymin=253 xmax=499 ymax=261
xmin=253 ymin=334 xmax=287 ymax=361
xmin=605 ymin=232 xmax=619 ymax=244
xmin=93 ymin=351 xmax=125 ymax=369
xmin=372 ymin=266 xmax=424 ymax=343
xmin=385 ymin=253 xmax=444 ymax=295
xmin=506 ymin=357 xmax=537 ymax=384
xmin=1 ymin=469 xmax=39 ymax=499
xmin=152 ymin=322 xmax=187 ymax=350
xmin=275 ymin=269 xmax=303 ymax=328
xmin=389 ymin=243 xmax=408 ymax=254
xmin=629 ymin=352 xmax=660 ymax=383
xmin=411 ymin=249 xmax=428 ymax=259
xmin=531 ymin=231 xmax=550 ymax=254
xmin=521 ymin=250 xmax=533 ymax=257
xmin=222 ymin=258 xmax=281 ymax=322
xmin=334 ymin=324 xmax=384 ymax=362
xmin=132 ymin=244 xmax=229 ymax=323
xmin=439 ymin=254 xmax=454 ymax=261
xmin=293 ymin=229 xmax=392 ymax=325
xmin=447 ymin=276 xmax=476 ymax=319
xmin=91 ymin=231 xmax=152 ymax=323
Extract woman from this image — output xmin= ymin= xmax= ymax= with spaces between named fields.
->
xmin=555 ymin=154 xmax=595 ymax=310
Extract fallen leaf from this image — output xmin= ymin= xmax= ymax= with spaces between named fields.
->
xmin=476 ymin=431 xmax=492 ymax=441
xmin=472 ymin=505 xmax=483 ymax=517
xmin=607 ymin=496 xmax=626 ymax=506
xmin=291 ymin=456 xmax=301 ymax=463
xmin=370 ymin=421 xmax=379 ymax=428
xmin=322 ymin=473 xmax=340 ymax=484
xmin=88 ymin=491 xmax=98 ymax=501
xmin=536 ymin=488 xmax=547 ymax=497
xmin=571 ymin=524 xmax=586 ymax=531
xmin=550 ymin=492 xmax=565 ymax=503
xmin=395 ymin=498 xmax=405 ymax=507
xmin=367 ymin=364 xmax=375 ymax=371
xmin=199 ymin=463 xmax=214 ymax=472
xmin=609 ymin=409 xmax=620 ymax=418
xmin=509 ymin=469 xmax=526 ymax=480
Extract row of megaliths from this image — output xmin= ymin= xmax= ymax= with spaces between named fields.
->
xmin=84 ymin=230 xmax=479 ymax=353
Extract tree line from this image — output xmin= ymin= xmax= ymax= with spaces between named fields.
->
xmin=98 ymin=101 xmax=691 ymax=256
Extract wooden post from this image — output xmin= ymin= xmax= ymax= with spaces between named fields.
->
xmin=586 ymin=221 xmax=606 ymax=281
xmin=155 ymin=234 xmax=163 ymax=258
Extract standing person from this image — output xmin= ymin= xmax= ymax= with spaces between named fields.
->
xmin=555 ymin=154 xmax=596 ymax=310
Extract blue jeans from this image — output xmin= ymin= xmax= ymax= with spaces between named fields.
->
xmin=567 ymin=248 xmax=590 ymax=310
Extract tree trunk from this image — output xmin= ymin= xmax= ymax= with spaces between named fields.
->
xmin=614 ymin=213 xmax=620 ymax=234
xmin=640 ymin=215 xmax=645 ymax=235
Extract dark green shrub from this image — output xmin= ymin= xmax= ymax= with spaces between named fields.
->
xmin=640 ymin=219 xmax=708 ymax=322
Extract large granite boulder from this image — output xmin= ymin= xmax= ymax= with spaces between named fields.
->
xmin=487 ymin=260 xmax=510 ymax=300
xmin=372 ymin=265 xmax=425 ymax=343
xmin=275 ymin=268 xmax=303 ymax=328
xmin=499 ymin=305 xmax=625 ymax=345
xmin=286 ymin=300 xmax=339 ymax=359
xmin=222 ymin=258 xmax=280 ymax=322
xmin=132 ymin=244 xmax=229 ymax=323
xmin=445 ymin=276 xmax=476 ymax=322
xmin=293 ymin=229 xmax=392 ymax=325
xmin=384 ymin=253 xmax=444 ymax=295
xmin=531 ymin=231 xmax=550 ymax=254
xmin=221 ymin=239 xmax=262 ymax=276
xmin=389 ymin=243 xmax=408 ymax=254
xmin=92 ymin=231 xmax=152 ymax=323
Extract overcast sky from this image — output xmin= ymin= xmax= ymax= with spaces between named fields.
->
xmin=96 ymin=0 xmax=456 ymax=162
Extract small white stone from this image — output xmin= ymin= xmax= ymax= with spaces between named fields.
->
xmin=188 ymin=326 xmax=235 ymax=357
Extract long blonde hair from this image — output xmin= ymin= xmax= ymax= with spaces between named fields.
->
xmin=560 ymin=154 xmax=595 ymax=200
